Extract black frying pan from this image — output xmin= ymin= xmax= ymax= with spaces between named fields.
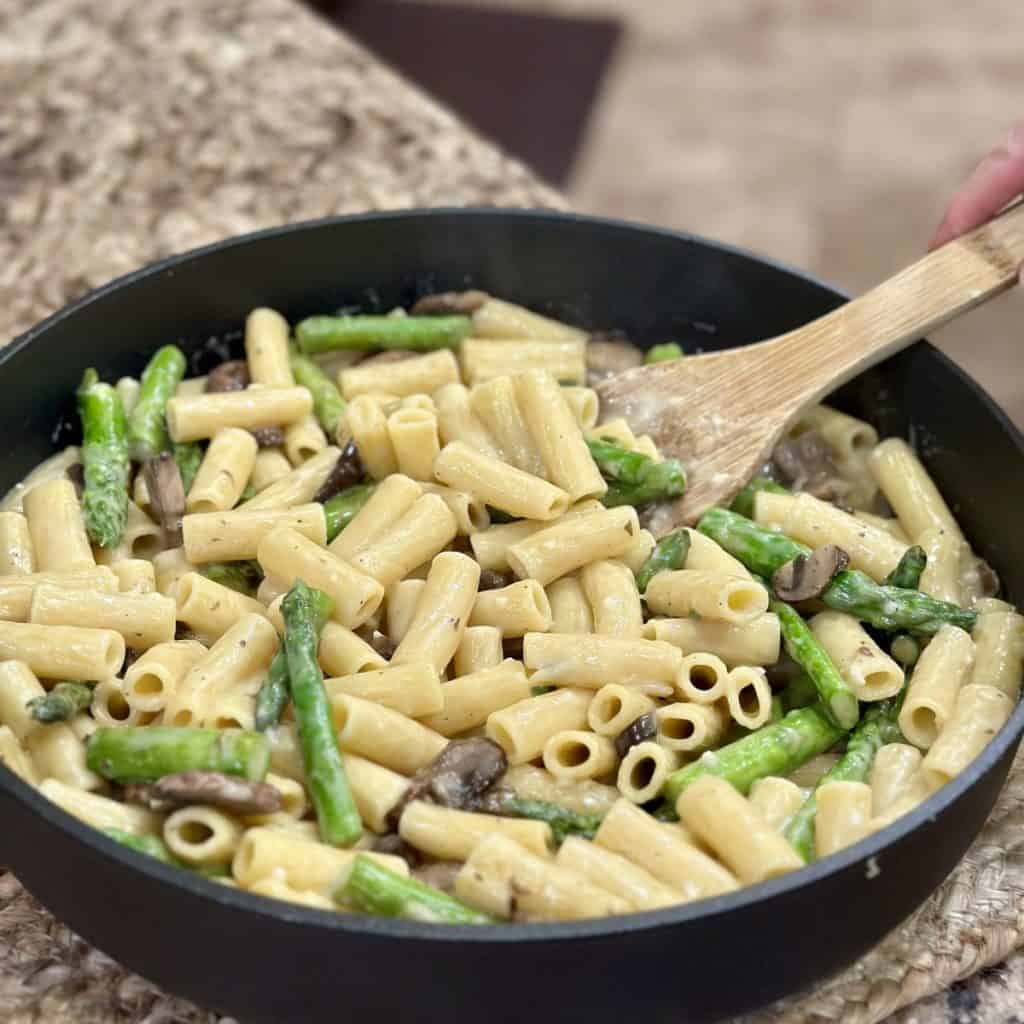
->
xmin=0 ymin=210 xmax=1021 ymax=1023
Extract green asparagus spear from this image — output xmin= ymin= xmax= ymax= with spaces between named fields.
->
xmin=172 ymin=441 xmax=204 ymax=493
xmin=730 ymin=477 xmax=791 ymax=520
xmin=783 ymin=696 xmax=905 ymax=861
xmin=86 ymin=726 xmax=270 ymax=782
xmin=295 ymin=315 xmax=473 ymax=354
xmin=103 ymin=827 xmax=185 ymax=867
xmin=698 ymin=508 xmax=976 ymax=634
xmin=254 ymin=591 xmax=333 ymax=733
xmin=772 ymin=599 xmax=859 ymax=729
xmin=662 ymin=705 xmax=844 ymax=805
xmin=339 ymin=854 xmax=493 ymax=924
xmin=323 ymin=483 xmax=376 ymax=542
xmin=585 ymin=438 xmax=686 ymax=507
xmin=127 ymin=345 xmax=187 ymax=461
xmin=884 ymin=545 xmax=927 ymax=589
xmin=290 ymin=349 xmax=347 ymax=438
xmin=780 ymin=674 xmax=819 ymax=712
xmin=77 ymin=369 xmax=131 ymax=548
xmin=282 ymin=581 xmax=362 ymax=845
xmin=890 ymin=633 xmax=921 ymax=669
xmin=645 ymin=342 xmax=684 ymax=363
xmin=635 ymin=528 xmax=691 ymax=592
xmin=495 ymin=796 xmax=603 ymax=844
xmin=200 ymin=560 xmax=263 ymax=597
xmin=27 ymin=682 xmax=94 ymax=723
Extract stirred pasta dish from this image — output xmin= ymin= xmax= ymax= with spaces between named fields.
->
xmin=0 ymin=292 xmax=1018 ymax=923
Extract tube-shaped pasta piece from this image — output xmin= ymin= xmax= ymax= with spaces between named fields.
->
xmin=183 ymin=503 xmax=326 ymax=563
xmin=123 ymin=639 xmax=207 ymax=713
xmin=30 ymin=585 xmax=176 ymax=650
xmin=258 ymin=527 xmax=383 ymax=628
xmin=868 ymin=438 xmax=964 ymax=545
xmin=921 ymin=683 xmax=1014 ymax=789
xmin=453 ymin=625 xmax=503 ymax=676
xmin=434 ymin=442 xmax=570 ymax=523
xmin=469 ymin=522 xmax=542 ymax=573
xmin=166 ymin=387 xmax=312 ymax=442
xmin=420 ymin=660 xmax=531 ymax=736
xmin=25 ymin=718 xmax=100 ymax=789
xmin=330 ymin=475 xmax=422 ymax=561
xmin=0 ymin=511 xmax=35 ymax=574
xmin=524 ymin=633 xmax=682 ymax=689
xmin=455 ymin=834 xmax=626 ymax=920
xmin=333 ymin=693 xmax=447 ymax=774
xmin=399 ymin=800 xmax=552 ymax=860
xmin=0 ymin=660 xmax=48 ymax=741
xmin=0 ymin=568 xmax=118 ymax=622
xmin=917 ymin=525 xmax=965 ymax=606
xmin=543 ymin=730 xmax=617 ymax=781
xmin=516 ymin=369 xmax=607 ymax=501
xmin=175 ymin=376 xmax=207 ymax=398
xmin=809 ymin=611 xmax=905 ymax=701
xmin=815 ymin=780 xmax=873 ymax=857
xmin=23 ymin=479 xmax=94 ymax=570
xmin=164 ymin=613 xmax=279 ymax=727
xmin=725 ymin=666 xmax=774 ymax=730
xmin=853 ymin=511 xmax=910 ymax=543
xmin=747 ymin=776 xmax=805 ymax=831
xmin=752 ymin=490 xmax=797 ymax=531
xmin=233 ymin=827 xmax=408 ymax=893
xmin=93 ymin=501 xmax=162 ymax=566
xmin=0 ymin=725 xmax=39 ymax=785
xmin=546 ymin=576 xmax=594 ymax=634
xmin=163 ymin=806 xmax=244 ymax=865
xmin=472 ymin=297 xmax=587 ymax=342
xmin=676 ymin=776 xmax=803 ymax=883
xmin=674 ymin=652 xmax=730 ymax=704
xmin=242 ymin=447 xmax=341 ymax=511
xmin=385 ymin=580 xmax=426 ymax=646
xmin=656 ymin=701 xmax=729 ymax=753
xmin=153 ymin=548 xmax=196 ymax=598
xmin=40 ymin=778 xmax=161 ymax=836
xmin=486 ymin=687 xmax=592 ymax=764
xmin=620 ymin=529 xmax=656 ymax=575
xmin=248 ymin=878 xmax=335 ymax=910
xmin=645 ymin=570 xmax=769 ymax=624
xmin=325 ymin=663 xmax=444 ymax=718
xmin=110 ymin=559 xmax=156 ymax=594
xmin=684 ymin=529 xmax=752 ymax=579
xmin=433 ymin=382 xmax=499 ymax=455
xmin=616 ymin=741 xmax=679 ymax=803
xmin=470 ymin=375 xmax=545 ymax=476
xmin=245 ymin=308 xmax=293 ymax=386
xmin=241 ymin=772 xmax=309 ymax=828
xmin=798 ymin=405 xmax=878 ymax=459
xmin=970 ymin=606 xmax=1024 ymax=700
xmin=587 ymin=684 xmax=656 ymax=737
xmin=90 ymin=679 xmax=152 ymax=727
xmin=345 ymin=395 xmax=397 ymax=479
xmin=418 ymin=483 xmax=489 ymax=535
xmin=251 ymin=449 xmax=293 ymax=493
xmin=387 ymin=407 xmax=441 ymax=481
xmin=348 ymin=495 xmax=457 ymax=589
xmin=555 ymin=836 xmax=681 ymax=911
xmin=595 ymin=798 xmax=739 ymax=900
xmin=186 ymin=428 xmax=258 ymax=514
xmin=284 ymin=415 xmax=328 ymax=467
xmin=392 ymin=552 xmax=480 ymax=672
xmin=317 ymin=622 xmax=387 ymax=677
xmin=175 ymin=573 xmax=267 ymax=645
xmin=899 ymin=625 xmax=975 ymax=749
xmin=870 ymin=743 xmax=925 ymax=815
xmin=579 ymin=560 xmax=643 ymax=637
xmin=633 ymin=436 xmax=662 ymax=460
xmin=560 ymin=387 xmax=599 ymax=430
xmin=341 ymin=753 xmax=408 ymax=833
xmin=340 ymin=349 xmax=459 ymax=400
xmin=460 ymin=339 xmax=586 ymax=387
xmin=471 ymin=579 xmax=551 ymax=637
xmin=507 ymin=506 xmax=640 ymax=585
xmin=586 ymin=417 xmax=636 ymax=448
xmin=644 ymin=614 xmax=781 ymax=668
xmin=503 ymin=763 xmax=619 ymax=816
xmin=0 ymin=622 xmax=124 ymax=682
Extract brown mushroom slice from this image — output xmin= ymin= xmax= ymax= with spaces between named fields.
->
xmin=149 ymin=771 xmax=283 ymax=816
xmin=584 ymin=333 xmax=645 ymax=384
xmin=371 ymin=832 xmax=422 ymax=868
xmin=772 ymin=544 xmax=850 ymax=603
xmin=205 ymin=359 xmax=251 ymax=394
xmin=250 ymin=426 xmax=286 ymax=448
xmin=312 ymin=441 xmax=364 ymax=503
xmin=410 ymin=290 xmax=489 ymax=316
xmin=613 ymin=711 xmax=658 ymax=759
xmin=771 ymin=430 xmax=851 ymax=503
xmin=478 ymin=569 xmax=513 ymax=592
xmin=143 ymin=453 xmax=186 ymax=549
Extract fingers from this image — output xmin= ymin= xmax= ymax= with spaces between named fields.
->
xmin=929 ymin=120 xmax=1024 ymax=249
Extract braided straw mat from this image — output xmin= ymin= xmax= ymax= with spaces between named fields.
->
xmin=1 ymin=1 xmax=1023 ymax=1021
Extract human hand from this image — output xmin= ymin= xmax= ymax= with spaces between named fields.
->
xmin=929 ymin=120 xmax=1024 ymax=279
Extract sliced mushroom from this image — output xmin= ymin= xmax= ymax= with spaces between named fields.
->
xmin=410 ymin=290 xmax=489 ymax=316
xmin=478 ymin=569 xmax=513 ymax=591
xmin=371 ymin=832 xmax=422 ymax=867
xmin=143 ymin=453 xmax=186 ymax=548
xmin=312 ymin=441 xmax=364 ymax=502
xmin=613 ymin=711 xmax=658 ymax=759
xmin=147 ymin=771 xmax=283 ymax=815
xmin=205 ymin=359 xmax=250 ymax=393
xmin=966 ymin=556 xmax=1001 ymax=600
xmin=771 ymin=431 xmax=851 ymax=503
xmin=250 ymin=426 xmax=285 ymax=448
xmin=388 ymin=737 xmax=508 ymax=828
xmin=772 ymin=544 xmax=850 ymax=603
xmin=412 ymin=861 xmax=462 ymax=893
xmin=175 ymin=625 xmax=201 ymax=643
xmin=584 ymin=332 xmax=645 ymax=385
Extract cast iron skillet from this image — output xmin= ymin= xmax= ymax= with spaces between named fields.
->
xmin=0 ymin=210 xmax=1022 ymax=1023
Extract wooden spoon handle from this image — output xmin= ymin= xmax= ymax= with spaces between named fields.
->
xmin=767 ymin=197 xmax=1024 ymax=406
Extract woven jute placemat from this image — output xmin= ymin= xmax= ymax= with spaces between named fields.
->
xmin=1 ymin=1 xmax=1023 ymax=1021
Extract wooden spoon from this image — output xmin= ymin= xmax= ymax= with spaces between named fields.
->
xmin=595 ymin=199 xmax=1024 ymax=526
